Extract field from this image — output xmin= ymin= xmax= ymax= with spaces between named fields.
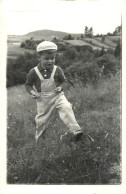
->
xmin=64 ymin=36 xmax=120 ymax=50
xmin=83 ymin=38 xmax=110 ymax=49
xmin=64 ymin=39 xmax=101 ymax=50
xmin=7 ymin=44 xmax=35 ymax=59
xmin=7 ymin=72 xmax=121 ymax=184
xmin=95 ymin=37 xmax=117 ymax=48
xmin=7 ymin=34 xmax=120 ymax=59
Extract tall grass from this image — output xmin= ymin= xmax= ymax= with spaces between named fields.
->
xmin=7 ymin=73 xmax=121 ymax=184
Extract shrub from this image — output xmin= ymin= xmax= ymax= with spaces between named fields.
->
xmin=66 ymin=61 xmax=101 ymax=85
xmin=7 ymin=45 xmax=121 ymax=88
xmin=96 ymin=54 xmax=120 ymax=77
xmin=64 ymin=47 xmax=78 ymax=60
xmin=7 ymin=53 xmax=39 ymax=87
xmin=114 ymin=41 xmax=121 ymax=57
xmin=20 ymin=42 xmax=26 ymax=48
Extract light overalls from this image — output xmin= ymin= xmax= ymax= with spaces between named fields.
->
xmin=34 ymin=65 xmax=81 ymax=140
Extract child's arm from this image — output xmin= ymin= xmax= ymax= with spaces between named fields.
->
xmin=55 ymin=66 xmax=68 ymax=92
xmin=25 ymin=69 xmax=40 ymax=99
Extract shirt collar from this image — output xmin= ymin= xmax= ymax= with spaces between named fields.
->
xmin=37 ymin=63 xmax=53 ymax=72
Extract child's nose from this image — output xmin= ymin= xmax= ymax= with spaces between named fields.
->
xmin=48 ymin=59 xmax=53 ymax=63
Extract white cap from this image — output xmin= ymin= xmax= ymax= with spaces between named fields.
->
xmin=36 ymin=41 xmax=57 ymax=52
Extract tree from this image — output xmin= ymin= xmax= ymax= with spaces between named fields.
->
xmin=100 ymin=47 xmax=105 ymax=56
xmin=67 ymin=34 xmax=73 ymax=40
xmin=88 ymin=27 xmax=93 ymax=38
xmin=30 ymin=37 xmax=34 ymax=41
xmin=20 ymin=42 xmax=26 ymax=48
xmin=25 ymin=39 xmax=31 ymax=46
xmin=80 ymin=34 xmax=84 ymax=39
xmin=53 ymin=37 xmax=58 ymax=42
xmin=114 ymin=40 xmax=121 ymax=57
xmin=84 ymin=26 xmax=93 ymax=38
xmin=63 ymin=34 xmax=73 ymax=40
xmin=101 ymin=35 xmax=106 ymax=43
xmin=107 ymin=32 xmax=113 ymax=36
xmin=113 ymin=25 xmax=121 ymax=36
xmin=84 ymin=26 xmax=88 ymax=37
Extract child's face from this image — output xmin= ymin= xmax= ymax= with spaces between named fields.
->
xmin=39 ymin=50 xmax=56 ymax=70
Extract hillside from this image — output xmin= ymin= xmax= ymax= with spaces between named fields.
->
xmin=24 ymin=29 xmax=70 ymax=40
xmin=64 ymin=36 xmax=120 ymax=50
xmin=7 ymin=73 xmax=121 ymax=184
xmin=7 ymin=44 xmax=35 ymax=59
xmin=8 ymin=29 xmax=80 ymax=42
xmin=7 ymin=29 xmax=120 ymax=59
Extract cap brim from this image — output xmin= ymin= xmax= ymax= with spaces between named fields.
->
xmin=42 ymin=49 xmax=57 ymax=54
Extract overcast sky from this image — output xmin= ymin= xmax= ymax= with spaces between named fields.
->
xmin=2 ymin=0 xmax=123 ymax=35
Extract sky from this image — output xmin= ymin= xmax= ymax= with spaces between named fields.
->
xmin=1 ymin=0 xmax=123 ymax=35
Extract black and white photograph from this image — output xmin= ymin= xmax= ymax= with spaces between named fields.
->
xmin=0 ymin=0 xmax=126 ymax=193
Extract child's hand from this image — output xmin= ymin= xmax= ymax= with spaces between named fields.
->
xmin=55 ymin=87 xmax=62 ymax=93
xmin=30 ymin=90 xmax=40 ymax=99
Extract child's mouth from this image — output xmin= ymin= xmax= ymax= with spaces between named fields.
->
xmin=47 ymin=63 xmax=53 ymax=66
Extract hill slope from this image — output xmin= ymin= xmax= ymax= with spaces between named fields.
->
xmin=7 ymin=30 xmax=120 ymax=59
xmin=8 ymin=29 xmax=80 ymax=41
xmin=24 ymin=29 xmax=69 ymax=39
xmin=7 ymin=73 xmax=121 ymax=184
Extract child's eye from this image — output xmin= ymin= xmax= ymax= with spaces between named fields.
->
xmin=45 ymin=57 xmax=55 ymax=60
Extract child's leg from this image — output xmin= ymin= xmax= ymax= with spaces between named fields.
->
xmin=35 ymin=104 xmax=56 ymax=140
xmin=56 ymin=95 xmax=82 ymax=134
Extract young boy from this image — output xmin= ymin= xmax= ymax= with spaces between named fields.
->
xmin=25 ymin=40 xmax=83 ymax=141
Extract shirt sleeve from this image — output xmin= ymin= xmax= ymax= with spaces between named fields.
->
xmin=25 ymin=68 xmax=35 ymax=93
xmin=55 ymin=66 xmax=68 ymax=91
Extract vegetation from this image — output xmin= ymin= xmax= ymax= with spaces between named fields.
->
xmin=7 ymin=44 xmax=35 ymax=59
xmin=7 ymin=26 xmax=121 ymax=184
xmin=84 ymin=26 xmax=94 ymax=38
xmin=63 ymin=34 xmax=74 ymax=40
xmin=20 ymin=38 xmax=45 ymax=50
xmin=7 ymin=42 xmax=121 ymax=88
xmin=7 ymin=71 xmax=121 ymax=184
xmin=7 ymin=53 xmax=39 ymax=87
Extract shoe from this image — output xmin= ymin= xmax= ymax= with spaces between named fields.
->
xmin=73 ymin=130 xmax=83 ymax=140
xmin=60 ymin=130 xmax=84 ymax=143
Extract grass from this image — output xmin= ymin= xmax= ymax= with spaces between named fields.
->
xmin=7 ymin=35 xmax=120 ymax=59
xmin=65 ymin=40 xmax=91 ymax=46
xmin=7 ymin=44 xmax=35 ymax=59
xmin=64 ymin=38 xmax=115 ymax=50
xmin=7 ymin=73 xmax=121 ymax=184
xmin=83 ymin=38 xmax=110 ymax=49
xmin=95 ymin=37 xmax=117 ymax=48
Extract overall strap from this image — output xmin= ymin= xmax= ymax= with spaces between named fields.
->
xmin=34 ymin=66 xmax=44 ymax=81
xmin=51 ymin=65 xmax=57 ymax=78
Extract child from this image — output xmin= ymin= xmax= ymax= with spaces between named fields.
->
xmin=25 ymin=40 xmax=83 ymax=141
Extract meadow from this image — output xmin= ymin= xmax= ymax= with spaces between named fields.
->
xmin=7 ymin=72 xmax=121 ymax=184
xmin=7 ymin=44 xmax=35 ymax=59
xmin=7 ymin=35 xmax=119 ymax=59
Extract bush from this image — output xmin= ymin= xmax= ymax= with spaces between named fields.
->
xmin=64 ymin=47 xmax=78 ymax=60
xmin=7 ymin=53 xmax=39 ymax=87
xmin=7 ymin=45 xmax=121 ymax=88
xmin=96 ymin=54 xmax=120 ymax=77
xmin=114 ymin=41 xmax=121 ymax=57
xmin=20 ymin=42 xmax=26 ymax=48
xmin=65 ymin=61 xmax=101 ymax=85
